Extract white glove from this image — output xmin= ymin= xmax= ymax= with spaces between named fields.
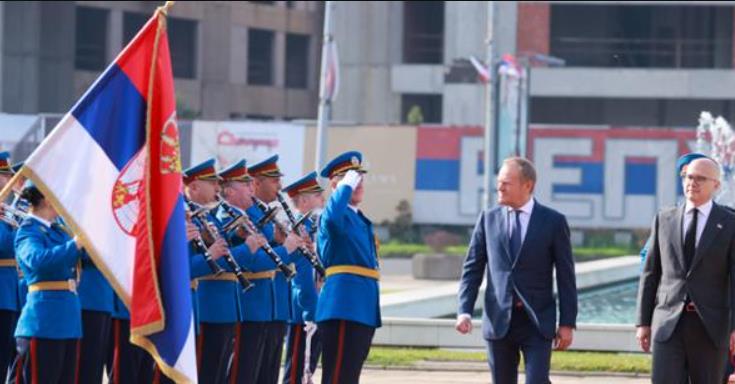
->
xmin=337 ymin=170 xmax=362 ymax=190
xmin=304 ymin=321 xmax=318 ymax=335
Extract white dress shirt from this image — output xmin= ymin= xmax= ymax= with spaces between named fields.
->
xmin=682 ymin=199 xmax=712 ymax=247
xmin=507 ymin=198 xmax=535 ymax=245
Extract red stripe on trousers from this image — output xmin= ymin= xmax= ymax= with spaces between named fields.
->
xmin=230 ymin=325 xmax=241 ymax=384
xmin=153 ymin=366 xmax=161 ymax=384
xmin=74 ymin=339 xmax=81 ymax=384
xmin=15 ymin=352 xmax=24 ymax=384
xmin=332 ymin=321 xmax=346 ymax=384
xmin=30 ymin=338 xmax=38 ymax=384
xmin=113 ymin=319 xmax=121 ymax=384
xmin=197 ymin=330 xmax=204 ymax=371
xmin=290 ymin=325 xmax=302 ymax=384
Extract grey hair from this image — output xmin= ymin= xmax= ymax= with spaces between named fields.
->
xmin=503 ymin=157 xmax=537 ymax=185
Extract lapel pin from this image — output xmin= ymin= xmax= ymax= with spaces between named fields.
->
xmin=717 ymin=223 xmax=723 ymax=229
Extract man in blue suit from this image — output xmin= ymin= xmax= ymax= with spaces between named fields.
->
xmin=456 ymin=157 xmax=577 ymax=384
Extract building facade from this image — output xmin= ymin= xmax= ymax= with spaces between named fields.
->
xmin=0 ymin=1 xmax=323 ymax=120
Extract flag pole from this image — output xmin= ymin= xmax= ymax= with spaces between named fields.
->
xmin=482 ymin=1 xmax=497 ymax=210
xmin=314 ymin=0 xmax=335 ymax=172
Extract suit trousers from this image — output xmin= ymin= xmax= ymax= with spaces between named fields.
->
xmin=9 ymin=337 xmax=79 ymax=384
xmin=652 ymin=310 xmax=727 ymax=384
xmin=485 ymin=307 xmax=552 ymax=384
xmin=78 ymin=310 xmax=111 ymax=384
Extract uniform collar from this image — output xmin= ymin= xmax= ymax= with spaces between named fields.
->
xmin=28 ymin=213 xmax=52 ymax=228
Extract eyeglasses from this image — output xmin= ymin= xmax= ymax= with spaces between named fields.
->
xmin=683 ymin=174 xmax=718 ymax=184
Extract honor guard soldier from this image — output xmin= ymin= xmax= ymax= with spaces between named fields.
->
xmin=106 ymin=294 xmax=154 ymax=384
xmin=0 ymin=152 xmax=18 ymax=379
xmin=153 ymin=159 xmax=229 ymax=384
xmin=317 ymin=151 xmax=381 ymax=384
xmin=181 ymin=158 xmax=235 ymax=384
xmin=216 ymin=159 xmax=304 ymax=384
xmin=10 ymin=181 xmax=85 ymax=384
xmin=248 ymin=154 xmax=306 ymax=384
xmin=281 ymin=171 xmax=325 ymax=384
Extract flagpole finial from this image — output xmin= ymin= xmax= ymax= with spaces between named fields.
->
xmin=159 ymin=1 xmax=175 ymax=15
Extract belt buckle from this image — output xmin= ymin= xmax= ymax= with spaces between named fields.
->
xmin=68 ymin=279 xmax=77 ymax=294
xmin=685 ymin=302 xmax=697 ymax=313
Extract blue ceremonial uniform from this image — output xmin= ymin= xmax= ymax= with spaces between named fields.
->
xmin=315 ymin=184 xmax=380 ymax=327
xmin=14 ymin=216 xmax=82 ymax=339
xmin=317 ymin=151 xmax=379 ymax=384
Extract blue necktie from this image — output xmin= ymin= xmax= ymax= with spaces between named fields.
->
xmin=509 ymin=210 xmax=522 ymax=260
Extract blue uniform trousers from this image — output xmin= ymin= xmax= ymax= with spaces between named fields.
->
xmin=282 ymin=323 xmax=321 ymax=384
xmin=106 ymin=318 xmax=153 ymax=384
xmin=319 ymin=320 xmax=374 ymax=384
xmin=9 ymin=337 xmax=79 ymax=384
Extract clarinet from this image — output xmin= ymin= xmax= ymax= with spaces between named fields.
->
xmin=218 ymin=196 xmax=296 ymax=280
xmin=185 ymin=199 xmax=253 ymax=291
xmin=183 ymin=200 xmax=225 ymax=276
xmin=275 ymin=193 xmax=326 ymax=278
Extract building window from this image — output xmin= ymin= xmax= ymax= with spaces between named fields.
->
xmin=286 ymin=1 xmax=296 ymax=9
xmin=250 ymin=1 xmax=275 ymax=5
xmin=401 ymin=94 xmax=442 ymax=124
xmin=550 ymin=5 xmax=733 ymax=68
xmin=75 ymin=6 xmax=109 ymax=71
xmin=531 ymin=97 xmax=735 ymax=127
xmin=403 ymin=1 xmax=444 ymax=64
xmin=123 ymin=12 xmax=197 ymax=79
xmin=285 ymin=34 xmax=309 ymax=89
xmin=248 ymin=29 xmax=275 ymax=86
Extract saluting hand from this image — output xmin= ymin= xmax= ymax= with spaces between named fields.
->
xmin=207 ymin=238 xmax=228 ymax=260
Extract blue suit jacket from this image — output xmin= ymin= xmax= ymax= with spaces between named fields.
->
xmin=458 ymin=200 xmax=577 ymax=340
xmin=316 ymin=184 xmax=381 ymax=328
xmin=14 ymin=217 xmax=83 ymax=339
xmin=0 ymin=221 xmax=18 ymax=311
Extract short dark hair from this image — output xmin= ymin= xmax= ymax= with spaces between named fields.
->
xmin=503 ymin=157 xmax=537 ymax=185
xmin=21 ymin=185 xmax=44 ymax=207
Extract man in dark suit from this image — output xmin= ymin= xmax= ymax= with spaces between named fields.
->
xmin=637 ymin=157 xmax=735 ymax=383
xmin=456 ymin=157 xmax=577 ymax=384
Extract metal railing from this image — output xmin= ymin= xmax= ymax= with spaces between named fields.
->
xmin=551 ymin=36 xmax=731 ymax=68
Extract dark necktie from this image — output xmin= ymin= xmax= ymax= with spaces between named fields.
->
xmin=509 ymin=210 xmax=522 ymax=260
xmin=683 ymin=208 xmax=698 ymax=270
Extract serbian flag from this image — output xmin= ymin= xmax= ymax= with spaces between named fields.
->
xmin=2 ymin=4 xmax=196 ymax=383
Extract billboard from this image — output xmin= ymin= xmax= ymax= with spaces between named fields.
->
xmin=190 ymin=120 xmax=306 ymax=185
xmin=414 ymin=125 xmax=696 ymax=229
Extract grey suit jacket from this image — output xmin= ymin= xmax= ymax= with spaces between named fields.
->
xmin=637 ymin=203 xmax=735 ymax=347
